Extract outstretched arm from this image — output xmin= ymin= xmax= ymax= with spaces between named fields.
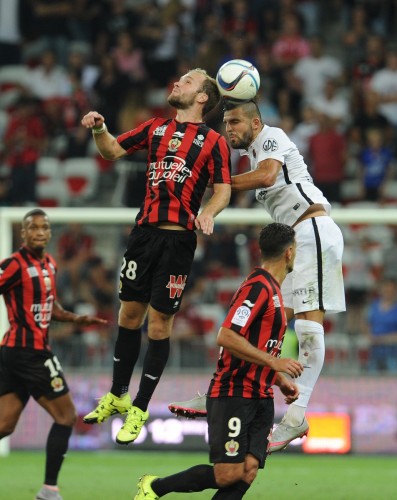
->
xmin=195 ymin=183 xmax=231 ymax=235
xmin=81 ymin=111 xmax=127 ymax=161
xmin=52 ymin=301 xmax=108 ymax=326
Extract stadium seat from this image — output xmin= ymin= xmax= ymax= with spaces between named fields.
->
xmin=0 ymin=65 xmax=29 ymax=110
xmin=37 ymin=157 xmax=61 ymax=182
xmin=62 ymin=157 xmax=99 ymax=202
xmin=36 ymin=178 xmax=70 ymax=207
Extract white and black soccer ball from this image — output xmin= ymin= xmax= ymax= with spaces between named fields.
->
xmin=216 ymin=59 xmax=260 ymax=101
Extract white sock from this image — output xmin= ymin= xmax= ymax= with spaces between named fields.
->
xmin=284 ymin=319 xmax=325 ymax=426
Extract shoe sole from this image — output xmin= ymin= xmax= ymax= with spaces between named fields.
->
xmin=268 ymin=428 xmax=309 ymax=453
xmin=168 ymin=405 xmax=207 ymax=418
xmin=116 ymin=437 xmax=136 ymax=445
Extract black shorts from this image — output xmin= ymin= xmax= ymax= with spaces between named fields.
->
xmin=0 ymin=346 xmax=69 ymax=405
xmin=119 ymin=225 xmax=197 ymax=314
xmin=207 ymin=397 xmax=274 ymax=469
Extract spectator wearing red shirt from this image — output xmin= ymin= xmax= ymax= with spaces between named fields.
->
xmin=308 ymin=113 xmax=346 ymax=203
xmin=271 ymin=13 xmax=310 ymax=69
xmin=3 ymin=96 xmax=47 ymax=205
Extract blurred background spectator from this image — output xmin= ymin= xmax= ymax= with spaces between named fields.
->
xmin=365 ymin=278 xmax=397 ymax=373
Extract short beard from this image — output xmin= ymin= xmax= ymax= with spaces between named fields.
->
xmin=230 ymin=130 xmax=254 ymax=150
xmin=168 ymin=93 xmax=196 ymax=110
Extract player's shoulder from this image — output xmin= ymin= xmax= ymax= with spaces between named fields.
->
xmin=263 ymin=125 xmax=289 ymax=140
xmin=0 ymin=251 xmax=22 ymax=270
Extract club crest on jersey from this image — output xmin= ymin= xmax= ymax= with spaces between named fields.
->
xmin=168 ymin=137 xmax=182 ymax=152
xmin=225 ymin=439 xmax=239 ymax=456
xmin=166 ymin=275 xmax=187 ymax=299
xmin=51 ymin=377 xmax=65 ymax=392
xmin=231 ymin=305 xmax=251 ymax=327
xmin=263 ymin=139 xmax=278 ymax=152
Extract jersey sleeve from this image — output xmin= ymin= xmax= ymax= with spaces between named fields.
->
xmin=0 ymin=257 xmax=22 ymax=295
xmin=208 ymin=134 xmax=232 ymax=184
xmin=117 ymin=117 xmax=157 ymax=154
xmin=255 ymin=127 xmax=291 ymax=166
xmin=222 ymin=281 xmax=269 ymax=336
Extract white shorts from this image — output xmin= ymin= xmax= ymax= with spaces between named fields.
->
xmin=281 ymin=216 xmax=346 ymax=314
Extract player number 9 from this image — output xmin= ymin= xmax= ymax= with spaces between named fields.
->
xmin=228 ymin=417 xmax=241 ymax=437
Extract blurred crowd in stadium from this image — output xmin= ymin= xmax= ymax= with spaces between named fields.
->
xmin=2 ymin=0 xmax=397 ymax=373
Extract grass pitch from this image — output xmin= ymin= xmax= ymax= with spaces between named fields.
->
xmin=1 ymin=450 xmax=396 ymax=499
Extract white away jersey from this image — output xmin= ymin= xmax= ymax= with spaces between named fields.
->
xmin=241 ymin=125 xmax=331 ymax=226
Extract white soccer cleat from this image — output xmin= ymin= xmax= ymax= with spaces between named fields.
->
xmin=268 ymin=417 xmax=309 ymax=453
xmin=168 ymin=392 xmax=207 ymax=418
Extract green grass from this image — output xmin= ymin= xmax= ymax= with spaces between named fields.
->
xmin=1 ymin=451 xmax=397 ymax=499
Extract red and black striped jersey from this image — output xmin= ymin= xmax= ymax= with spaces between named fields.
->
xmin=0 ymin=246 xmax=57 ymax=350
xmin=208 ymin=268 xmax=287 ymax=399
xmin=117 ymin=117 xmax=231 ymax=230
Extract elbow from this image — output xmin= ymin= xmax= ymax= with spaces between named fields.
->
xmin=100 ymin=151 xmax=119 ymax=161
xmin=261 ymin=176 xmax=277 ymax=188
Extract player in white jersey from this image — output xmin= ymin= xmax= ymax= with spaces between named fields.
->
xmin=169 ymin=99 xmax=345 ymax=452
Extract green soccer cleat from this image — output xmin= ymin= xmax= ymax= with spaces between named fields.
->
xmin=116 ymin=405 xmax=149 ymax=444
xmin=134 ymin=475 xmax=159 ymax=500
xmin=83 ymin=392 xmax=132 ymax=424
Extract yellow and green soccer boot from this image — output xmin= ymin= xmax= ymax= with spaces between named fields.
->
xmin=116 ymin=405 xmax=149 ymax=444
xmin=83 ymin=392 xmax=131 ymax=424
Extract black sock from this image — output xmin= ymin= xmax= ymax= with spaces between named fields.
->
xmin=152 ymin=465 xmax=217 ymax=496
xmin=133 ymin=338 xmax=170 ymax=411
xmin=111 ymin=326 xmax=141 ymax=397
xmin=211 ymin=480 xmax=251 ymax=499
xmin=44 ymin=423 xmax=72 ymax=485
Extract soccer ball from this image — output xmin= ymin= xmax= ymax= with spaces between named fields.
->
xmin=216 ymin=59 xmax=260 ymax=101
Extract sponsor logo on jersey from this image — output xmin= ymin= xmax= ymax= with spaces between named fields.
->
xmin=193 ymin=134 xmax=205 ymax=147
xmin=153 ymin=125 xmax=167 ymax=136
xmin=293 ymin=203 xmax=301 ymax=210
xmin=225 ymin=439 xmax=239 ymax=456
xmin=273 ymin=294 xmax=281 ymax=308
xmin=266 ymin=338 xmax=284 ymax=352
xmin=149 ymin=156 xmax=192 ymax=186
xmin=27 ymin=266 xmax=39 ymax=278
xmin=231 ymin=305 xmax=251 ymax=327
xmin=263 ymin=138 xmax=278 ymax=152
xmin=30 ymin=294 xmax=54 ymax=328
xmin=166 ymin=275 xmax=187 ymax=299
xmin=51 ymin=377 xmax=65 ymax=392
xmin=293 ymin=286 xmax=316 ymax=297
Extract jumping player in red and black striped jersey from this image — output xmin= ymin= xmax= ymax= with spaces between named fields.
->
xmin=0 ymin=209 xmax=107 ymax=500
xmin=133 ymin=223 xmax=303 ymax=500
xmin=81 ymin=68 xmax=231 ymax=444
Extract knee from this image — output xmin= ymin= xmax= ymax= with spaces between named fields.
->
xmin=55 ymin=408 xmax=77 ymax=428
xmin=118 ymin=306 xmax=145 ymax=329
xmin=148 ymin=312 xmax=173 ymax=340
xmin=214 ymin=467 xmax=243 ymax=488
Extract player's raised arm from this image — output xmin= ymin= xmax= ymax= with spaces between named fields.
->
xmin=81 ymin=111 xmax=127 ymax=161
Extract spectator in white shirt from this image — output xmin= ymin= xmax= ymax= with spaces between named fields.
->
xmin=370 ymin=49 xmax=397 ymax=127
xmin=293 ymin=35 xmax=343 ymax=106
